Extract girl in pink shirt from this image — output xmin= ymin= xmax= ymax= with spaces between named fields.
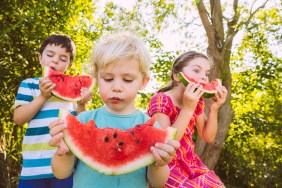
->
xmin=148 ymin=51 xmax=227 ymax=188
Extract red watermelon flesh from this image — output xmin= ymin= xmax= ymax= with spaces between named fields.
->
xmin=43 ymin=66 xmax=94 ymax=102
xmin=178 ymin=72 xmax=222 ymax=98
xmin=59 ymin=110 xmax=177 ymax=175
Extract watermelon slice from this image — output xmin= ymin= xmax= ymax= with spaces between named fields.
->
xmin=178 ymin=72 xmax=222 ymax=98
xmin=43 ymin=67 xmax=94 ymax=102
xmin=59 ymin=110 xmax=177 ymax=176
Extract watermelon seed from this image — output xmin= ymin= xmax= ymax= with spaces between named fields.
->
xmin=118 ymin=142 xmax=124 ymax=146
xmin=136 ymin=125 xmax=141 ymax=129
xmin=113 ymin=133 xmax=118 ymax=138
xmin=104 ymin=137 xmax=109 ymax=142
xmin=135 ymin=139 xmax=140 ymax=144
xmin=130 ymin=131 xmax=134 ymax=136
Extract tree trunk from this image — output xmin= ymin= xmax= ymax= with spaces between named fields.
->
xmin=195 ymin=0 xmax=235 ymax=169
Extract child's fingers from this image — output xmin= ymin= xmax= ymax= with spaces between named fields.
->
xmin=154 ymin=142 xmax=176 ymax=157
xmin=150 ymin=147 xmax=167 ymax=167
xmin=166 ymin=139 xmax=180 ymax=150
xmin=57 ymin=144 xmax=70 ymax=156
xmin=48 ymin=132 xmax=64 ymax=147
xmin=49 ymin=119 xmax=64 ymax=130
xmin=49 ymin=121 xmax=66 ymax=137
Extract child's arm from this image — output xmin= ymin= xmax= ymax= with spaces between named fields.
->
xmin=155 ymin=83 xmax=205 ymax=141
xmin=13 ymin=77 xmax=55 ymax=125
xmin=49 ymin=119 xmax=77 ymax=179
xmin=196 ymin=86 xmax=228 ymax=143
xmin=76 ymin=88 xmax=92 ymax=114
xmin=147 ymin=140 xmax=180 ymax=187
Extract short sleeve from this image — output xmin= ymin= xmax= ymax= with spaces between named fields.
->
xmin=10 ymin=78 xmax=39 ymax=111
xmin=147 ymin=93 xmax=174 ymax=117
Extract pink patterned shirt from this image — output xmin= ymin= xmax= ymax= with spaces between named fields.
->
xmin=148 ymin=93 xmax=223 ymax=188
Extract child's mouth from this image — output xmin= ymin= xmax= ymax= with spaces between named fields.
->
xmin=110 ymin=97 xmax=122 ymax=103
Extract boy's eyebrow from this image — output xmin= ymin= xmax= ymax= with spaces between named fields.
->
xmin=46 ymin=50 xmax=69 ymax=58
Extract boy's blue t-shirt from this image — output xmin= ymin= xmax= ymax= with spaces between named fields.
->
xmin=73 ymin=107 xmax=158 ymax=188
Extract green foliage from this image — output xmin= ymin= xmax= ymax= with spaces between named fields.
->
xmin=216 ymin=7 xmax=282 ymax=187
xmin=0 ymin=1 xmax=101 ymax=187
xmin=1 ymin=1 xmax=281 ymax=188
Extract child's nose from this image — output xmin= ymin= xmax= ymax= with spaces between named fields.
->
xmin=112 ymin=81 xmax=123 ymax=92
xmin=52 ymin=56 xmax=59 ymax=64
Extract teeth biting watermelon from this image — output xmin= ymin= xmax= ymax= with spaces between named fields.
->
xmin=43 ymin=66 xmax=94 ymax=102
xmin=59 ymin=110 xmax=177 ymax=176
xmin=178 ymin=72 xmax=222 ymax=98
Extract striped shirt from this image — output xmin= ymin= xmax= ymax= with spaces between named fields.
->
xmin=148 ymin=93 xmax=223 ymax=188
xmin=11 ymin=78 xmax=77 ymax=180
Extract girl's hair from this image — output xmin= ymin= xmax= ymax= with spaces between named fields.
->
xmin=90 ymin=32 xmax=151 ymax=78
xmin=158 ymin=51 xmax=208 ymax=93
xmin=39 ymin=34 xmax=76 ymax=63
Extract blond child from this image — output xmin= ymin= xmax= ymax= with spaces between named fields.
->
xmin=48 ymin=32 xmax=180 ymax=188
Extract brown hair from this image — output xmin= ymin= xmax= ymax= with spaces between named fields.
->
xmin=39 ymin=34 xmax=76 ymax=63
xmin=158 ymin=51 xmax=208 ymax=92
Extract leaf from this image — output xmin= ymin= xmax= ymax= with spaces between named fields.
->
xmin=195 ymin=0 xmax=200 ymax=4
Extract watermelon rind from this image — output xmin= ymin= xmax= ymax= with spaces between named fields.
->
xmin=43 ymin=66 xmax=95 ymax=102
xmin=59 ymin=110 xmax=177 ymax=176
xmin=178 ymin=72 xmax=221 ymax=98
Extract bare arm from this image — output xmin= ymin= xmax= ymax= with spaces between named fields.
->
xmin=13 ymin=77 xmax=55 ymax=125
xmin=155 ymin=109 xmax=194 ymax=141
xmin=196 ymin=86 xmax=227 ymax=143
xmin=51 ymin=151 xmax=77 ymax=179
xmin=147 ymin=140 xmax=180 ymax=187
xmin=147 ymin=165 xmax=170 ymax=187
xmin=49 ymin=119 xmax=76 ymax=179
xmin=154 ymin=83 xmax=205 ymax=141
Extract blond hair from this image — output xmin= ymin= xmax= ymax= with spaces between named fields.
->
xmin=90 ymin=32 xmax=151 ymax=78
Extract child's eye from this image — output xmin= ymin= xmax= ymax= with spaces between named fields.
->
xmin=47 ymin=54 xmax=52 ymax=57
xmin=124 ymin=79 xmax=133 ymax=83
xmin=104 ymin=78 xmax=113 ymax=82
xmin=193 ymin=69 xmax=200 ymax=73
xmin=60 ymin=59 xmax=67 ymax=62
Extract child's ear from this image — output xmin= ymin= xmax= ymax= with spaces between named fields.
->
xmin=140 ymin=76 xmax=150 ymax=90
xmin=173 ymin=72 xmax=180 ymax=82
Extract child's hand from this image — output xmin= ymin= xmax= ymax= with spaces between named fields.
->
xmin=210 ymin=86 xmax=228 ymax=111
xmin=77 ymin=87 xmax=93 ymax=105
xmin=183 ymin=82 xmax=205 ymax=110
xmin=48 ymin=119 xmax=70 ymax=156
xmin=150 ymin=139 xmax=180 ymax=167
xmin=39 ymin=77 xmax=56 ymax=99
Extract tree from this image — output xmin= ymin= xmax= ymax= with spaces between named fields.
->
xmin=216 ymin=6 xmax=282 ymax=187
xmin=194 ymin=0 xmax=270 ymax=169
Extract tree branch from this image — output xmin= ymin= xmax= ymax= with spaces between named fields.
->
xmin=196 ymin=1 xmax=213 ymax=44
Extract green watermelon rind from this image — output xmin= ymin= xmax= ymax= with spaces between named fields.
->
xmin=59 ymin=110 xmax=177 ymax=176
xmin=178 ymin=72 xmax=221 ymax=98
xmin=43 ymin=66 xmax=95 ymax=102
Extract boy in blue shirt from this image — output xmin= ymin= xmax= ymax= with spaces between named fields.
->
xmin=12 ymin=34 xmax=92 ymax=188
xmin=48 ymin=32 xmax=180 ymax=188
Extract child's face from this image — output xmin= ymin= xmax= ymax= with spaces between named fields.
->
xmin=182 ymin=57 xmax=210 ymax=85
xmin=39 ymin=44 xmax=71 ymax=73
xmin=97 ymin=57 xmax=149 ymax=114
